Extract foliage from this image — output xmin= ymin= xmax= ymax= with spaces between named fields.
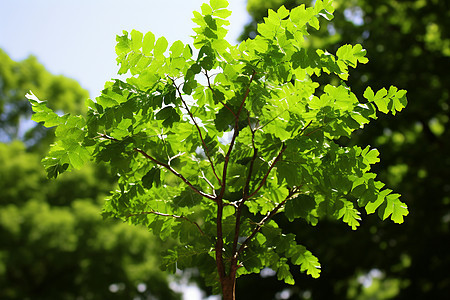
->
xmin=240 ymin=0 xmax=449 ymax=299
xmin=27 ymin=0 xmax=408 ymax=297
xmin=0 ymin=141 xmax=180 ymax=300
xmin=0 ymin=50 xmax=179 ymax=299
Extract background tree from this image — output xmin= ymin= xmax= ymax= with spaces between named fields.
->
xmin=26 ymin=1 xmax=409 ymax=299
xmin=236 ymin=0 xmax=450 ymax=299
xmin=0 ymin=49 xmax=179 ymax=300
xmin=0 ymin=49 xmax=87 ymax=149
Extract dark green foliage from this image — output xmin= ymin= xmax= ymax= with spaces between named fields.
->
xmin=239 ymin=0 xmax=449 ymax=299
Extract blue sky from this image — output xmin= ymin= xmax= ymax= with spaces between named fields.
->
xmin=0 ymin=0 xmax=250 ymax=98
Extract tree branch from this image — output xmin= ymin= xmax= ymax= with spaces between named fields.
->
xmin=231 ymin=115 xmax=258 ymax=259
xmin=133 ymin=147 xmax=215 ymax=201
xmin=96 ymin=133 xmax=215 ymax=201
xmin=237 ymin=188 xmax=300 ymax=256
xmin=127 ymin=210 xmax=205 ymax=236
xmin=171 ymin=78 xmax=222 ymax=186
xmin=299 ymin=120 xmax=313 ymax=135
xmin=219 ymin=69 xmax=257 ymax=198
xmin=248 ymin=143 xmax=287 ymax=199
xmin=215 ymin=69 xmax=257 ymax=280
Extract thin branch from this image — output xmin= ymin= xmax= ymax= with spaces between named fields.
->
xmin=133 ymin=147 xmax=216 ymax=201
xmin=237 ymin=188 xmax=300 ymax=256
xmin=127 ymin=210 xmax=205 ymax=236
xmin=201 ymin=170 xmax=216 ymax=197
xmin=219 ymin=69 xmax=257 ymax=198
xmin=248 ymin=143 xmax=287 ymax=199
xmin=299 ymin=120 xmax=313 ymax=135
xmin=244 ymin=114 xmax=258 ymax=199
xmin=232 ymin=114 xmax=258 ymax=260
xmin=97 ymin=133 xmax=119 ymax=142
xmin=171 ymin=78 xmax=222 ymax=186
xmin=215 ymin=69 xmax=257 ymax=281
xmin=304 ymin=126 xmax=324 ymax=137
xmin=96 ymin=133 xmax=215 ymax=201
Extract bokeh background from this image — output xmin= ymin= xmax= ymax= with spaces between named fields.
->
xmin=1 ymin=0 xmax=449 ymax=299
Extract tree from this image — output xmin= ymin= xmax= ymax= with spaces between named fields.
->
xmin=27 ymin=0 xmax=408 ymax=299
xmin=0 ymin=50 xmax=179 ymax=299
xmin=240 ymin=0 xmax=449 ymax=298
xmin=0 ymin=49 xmax=88 ymax=149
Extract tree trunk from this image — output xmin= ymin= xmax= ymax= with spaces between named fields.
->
xmin=221 ymin=274 xmax=236 ymax=300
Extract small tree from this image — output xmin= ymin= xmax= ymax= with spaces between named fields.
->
xmin=27 ymin=0 xmax=408 ymax=298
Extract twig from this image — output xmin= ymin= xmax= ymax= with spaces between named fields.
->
xmin=248 ymin=143 xmax=287 ymax=199
xmin=201 ymin=170 xmax=216 ymax=197
xmin=237 ymin=187 xmax=300 ymax=256
xmin=299 ymin=120 xmax=313 ymax=135
xmin=215 ymin=69 xmax=257 ymax=281
xmin=219 ymin=70 xmax=257 ymax=198
xmin=232 ymin=114 xmax=258 ymax=259
xmin=134 ymin=147 xmax=215 ymax=201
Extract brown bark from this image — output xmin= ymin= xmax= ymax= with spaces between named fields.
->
xmin=221 ymin=266 xmax=237 ymax=300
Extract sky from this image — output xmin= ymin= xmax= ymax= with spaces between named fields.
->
xmin=0 ymin=0 xmax=251 ymax=98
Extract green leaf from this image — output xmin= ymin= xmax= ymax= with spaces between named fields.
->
xmin=337 ymin=200 xmax=361 ymax=230
xmin=26 ymin=92 xmax=63 ymax=128
xmin=155 ymin=106 xmax=180 ymax=127
xmin=173 ymin=188 xmax=202 ymax=208
xmin=42 ymin=157 xmax=69 ymax=179
xmin=130 ymin=30 xmax=143 ymax=51
xmin=201 ymin=3 xmax=213 ymax=15
xmin=213 ymin=8 xmax=232 ymax=19
xmin=277 ymin=6 xmax=290 ymax=19
xmin=363 ymin=86 xmax=375 ymax=101
xmin=210 ymin=0 xmax=228 ymax=10
xmin=142 ymin=167 xmax=161 ymax=189
xmin=286 ymin=244 xmax=321 ymax=278
xmin=154 ymin=36 xmax=168 ymax=56
xmin=277 ymin=259 xmax=295 ymax=284
xmin=284 ymin=194 xmax=316 ymax=221
xmin=372 ymin=88 xmax=389 ymax=113
xmin=169 ymin=40 xmax=185 ymax=57
xmin=309 ymin=16 xmax=320 ymax=30
xmin=142 ymin=31 xmax=156 ymax=55
xmin=378 ymin=194 xmax=409 ymax=223
xmin=362 ymin=146 xmax=380 ymax=165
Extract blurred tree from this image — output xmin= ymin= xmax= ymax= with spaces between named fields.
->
xmin=0 ymin=50 xmax=180 ymax=299
xmin=0 ymin=49 xmax=87 ymax=149
xmin=236 ymin=0 xmax=450 ymax=299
